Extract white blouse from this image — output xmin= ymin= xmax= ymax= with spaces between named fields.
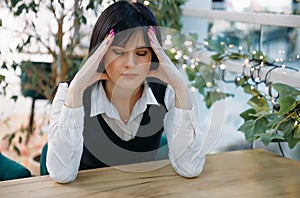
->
xmin=47 ymin=82 xmax=206 ymax=183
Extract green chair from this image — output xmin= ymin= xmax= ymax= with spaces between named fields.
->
xmin=0 ymin=153 xmax=31 ymax=181
xmin=40 ymin=143 xmax=49 ymax=175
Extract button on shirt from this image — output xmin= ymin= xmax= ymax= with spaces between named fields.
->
xmin=47 ymin=81 xmax=206 ymax=183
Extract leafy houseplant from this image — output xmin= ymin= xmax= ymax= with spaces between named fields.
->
xmin=238 ymin=82 xmax=300 ymax=149
xmin=201 ymin=35 xmax=300 ymax=150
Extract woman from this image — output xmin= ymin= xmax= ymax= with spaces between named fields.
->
xmin=47 ymin=0 xmax=205 ymax=183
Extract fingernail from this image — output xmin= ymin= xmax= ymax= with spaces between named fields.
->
xmin=149 ymin=25 xmax=156 ymax=34
xmin=109 ymin=28 xmax=115 ymax=37
xmin=105 ymin=39 xmax=110 ymax=46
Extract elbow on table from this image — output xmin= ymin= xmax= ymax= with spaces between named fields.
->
xmin=48 ymin=170 xmax=77 ymax=184
xmin=173 ymin=157 xmax=206 ymax=178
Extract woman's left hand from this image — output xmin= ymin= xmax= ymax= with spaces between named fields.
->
xmin=147 ymin=27 xmax=188 ymax=90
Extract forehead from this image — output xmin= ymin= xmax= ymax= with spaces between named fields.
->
xmin=112 ymin=30 xmax=148 ymax=49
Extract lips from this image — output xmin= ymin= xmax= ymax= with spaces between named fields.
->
xmin=122 ymin=73 xmax=138 ymax=79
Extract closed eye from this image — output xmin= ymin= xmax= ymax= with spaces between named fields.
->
xmin=136 ymin=50 xmax=148 ymax=56
xmin=113 ymin=49 xmax=125 ymax=55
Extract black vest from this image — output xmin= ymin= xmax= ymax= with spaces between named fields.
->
xmin=77 ymin=79 xmax=167 ymax=170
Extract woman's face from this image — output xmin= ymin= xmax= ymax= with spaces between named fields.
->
xmin=103 ymin=31 xmax=152 ymax=90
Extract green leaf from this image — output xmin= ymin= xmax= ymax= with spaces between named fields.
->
xmin=192 ymin=75 xmax=206 ymax=95
xmin=256 ymin=133 xmax=285 ymax=146
xmin=240 ymin=108 xmax=257 ymax=121
xmin=15 ymin=4 xmax=28 ymax=15
xmin=13 ymin=145 xmax=21 ymax=156
xmin=1 ymin=62 xmax=8 ymax=70
xmin=238 ymin=118 xmax=267 ymax=142
xmin=293 ymin=124 xmax=300 ymax=139
xmin=273 ymin=83 xmax=300 ymax=115
xmin=204 ymin=91 xmax=233 ymax=108
xmin=266 ymin=115 xmax=284 ymax=129
xmin=253 ymin=50 xmax=268 ymax=62
xmin=10 ymin=95 xmax=18 ymax=102
xmin=8 ymin=133 xmax=15 ymax=147
xmin=12 ymin=0 xmax=22 ymax=7
xmin=185 ymin=68 xmax=196 ymax=81
xmin=242 ymin=84 xmax=260 ymax=96
xmin=81 ymin=16 xmax=87 ymax=24
xmin=0 ymin=74 xmax=5 ymax=82
xmin=31 ymin=74 xmax=38 ymax=85
xmin=247 ymin=96 xmax=269 ymax=113
xmin=210 ymin=53 xmax=223 ymax=61
xmin=204 ymin=39 xmax=225 ymax=54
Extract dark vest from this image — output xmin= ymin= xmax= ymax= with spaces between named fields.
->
xmin=77 ymin=79 xmax=167 ymax=170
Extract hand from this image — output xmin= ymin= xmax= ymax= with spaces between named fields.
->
xmin=65 ymin=29 xmax=114 ymax=108
xmin=147 ymin=27 xmax=188 ymax=90
xmin=70 ymin=30 xmax=115 ymax=93
xmin=147 ymin=27 xmax=192 ymax=110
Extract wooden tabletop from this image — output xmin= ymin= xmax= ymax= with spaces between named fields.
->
xmin=1 ymin=149 xmax=300 ymax=198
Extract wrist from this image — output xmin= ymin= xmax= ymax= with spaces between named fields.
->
xmin=65 ymin=84 xmax=84 ymax=108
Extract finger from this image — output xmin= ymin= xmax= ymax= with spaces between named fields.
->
xmin=88 ymin=29 xmax=115 ymax=65
xmin=147 ymin=29 xmax=168 ymax=61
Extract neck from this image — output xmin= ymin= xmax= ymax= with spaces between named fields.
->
xmin=103 ymin=81 xmax=144 ymax=115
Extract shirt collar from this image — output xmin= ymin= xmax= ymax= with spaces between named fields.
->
xmin=90 ymin=81 xmax=159 ymax=118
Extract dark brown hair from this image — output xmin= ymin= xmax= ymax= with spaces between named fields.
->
xmin=89 ymin=1 xmax=161 ymax=71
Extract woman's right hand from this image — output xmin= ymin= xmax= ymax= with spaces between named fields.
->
xmin=65 ymin=30 xmax=114 ymax=108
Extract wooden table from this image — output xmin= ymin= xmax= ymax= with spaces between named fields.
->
xmin=1 ymin=149 xmax=300 ymax=198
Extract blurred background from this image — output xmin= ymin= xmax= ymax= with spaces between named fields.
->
xmin=0 ymin=0 xmax=299 ymax=175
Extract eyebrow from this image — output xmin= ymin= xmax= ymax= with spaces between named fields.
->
xmin=111 ymin=45 xmax=149 ymax=49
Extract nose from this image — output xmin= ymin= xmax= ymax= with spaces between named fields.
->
xmin=124 ymin=52 xmax=135 ymax=70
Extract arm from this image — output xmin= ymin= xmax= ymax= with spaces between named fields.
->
xmin=164 ymin=85 xmax=206 ymax=178
xmin=147 ymin=27 xmax=206 ymax=177
xmin=47 ymin=32 xmax=114 ymax=183
xmin=47 ymin=83 xmax=84 ymax=183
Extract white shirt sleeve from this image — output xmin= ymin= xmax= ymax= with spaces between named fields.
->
xmin=46 ymin=83 xmax=84 ymax=183
xmin=164 ymin=85 xmax=206 ymax=178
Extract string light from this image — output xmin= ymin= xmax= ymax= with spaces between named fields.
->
xmin=220 ymin=64 xmax=226 ymax=70
xmin=190 ymin=87 xmax=196 ymax=92
xmin=206 ymin=82 xmax=212 ymax=87
xmin=170 ymin=48 xmax=176 ymax=53
xmin=184 ymin=41 xmax=192 ymax=46
xmin=143 ymin=1 xmax=150 ymax=6
xmin=182 ymin=64 xmax=187 ymax=69
xmin=252 ymin=50 xmax=257 ymax=55
xmin=183 ymin=55 xmax=189 ymax=60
